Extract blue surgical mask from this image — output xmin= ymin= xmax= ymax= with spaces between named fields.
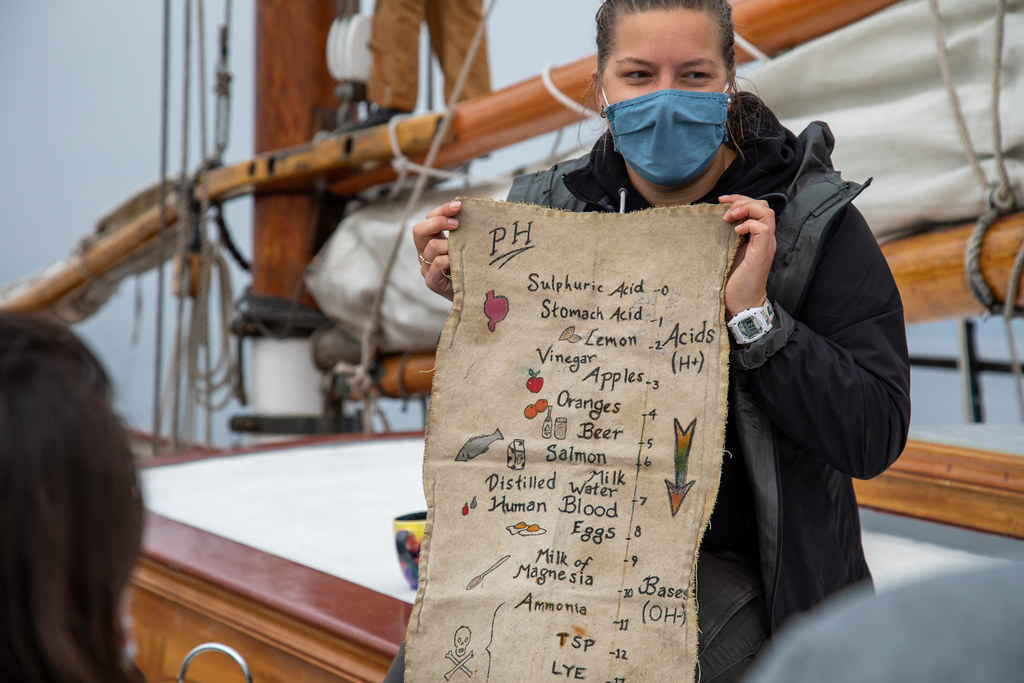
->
xmin=603 ymin=88 xmax=730 ymax=187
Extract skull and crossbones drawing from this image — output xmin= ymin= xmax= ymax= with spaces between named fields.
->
xmin=444 ymin=626 xmax=474 ymax=680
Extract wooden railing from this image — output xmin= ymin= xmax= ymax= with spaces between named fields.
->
xmin=132 ymin=513 xmax=409 ymax=682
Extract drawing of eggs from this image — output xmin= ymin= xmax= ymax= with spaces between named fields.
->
xmin=506 ymin=521 xmax=547 ymax=536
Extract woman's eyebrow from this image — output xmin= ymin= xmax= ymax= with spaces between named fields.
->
xmin=614 ymin=56 xmax=719 ymax=70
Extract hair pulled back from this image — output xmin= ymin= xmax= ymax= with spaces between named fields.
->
xmin=595 ymin=0 xmax=736 ymax=80
xmin=594 ymin=0 xmax=766 ymax=147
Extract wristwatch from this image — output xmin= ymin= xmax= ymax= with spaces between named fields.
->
xmin=727 ymin=299 xmax=775 ymax=344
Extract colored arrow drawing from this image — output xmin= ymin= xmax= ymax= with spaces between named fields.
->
xmin=665 ymin=418 xmax=697 ymax=517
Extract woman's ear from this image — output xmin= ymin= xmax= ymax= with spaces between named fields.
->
xmin=590 ymin=68 xmax=605 ymax=116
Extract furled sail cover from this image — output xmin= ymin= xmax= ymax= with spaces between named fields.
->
xmin=306 ymin=181 xmax=513 ymax=354
xmin=746 ymin=0 xmax=1022 ymax=242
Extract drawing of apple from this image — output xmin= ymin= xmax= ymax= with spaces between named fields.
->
xmin=526 ymin=369 xmax=544 ymax=393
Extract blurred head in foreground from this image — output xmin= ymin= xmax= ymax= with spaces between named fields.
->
xmin=0 ymin=313 xmax=143 ymax=683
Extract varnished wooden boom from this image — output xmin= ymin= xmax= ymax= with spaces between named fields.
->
xmin=855 ymin=438 xmax=1024 ymax=540
xmin=731 ymin=0 xmax=900 ymax=60
xmin=881 ymin=213 xmax=1024 ymax=325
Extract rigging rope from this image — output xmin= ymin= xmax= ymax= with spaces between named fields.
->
xmin=384 ymin=53 xmax=607 ymax=196
xmin=384 ymin=112 xmax=513 ymax=193
xmin=541 ymin=63 xmax=601 ymax=120
xmin=929 ymin=0 xmax=1023 ymax=420
xmin=991 ymin=0 xmax=1024 ymax=421
xmin=1004 ymin=242 xmax=1024 ymax=418
xmin=153 ymin=0 xmax=173 ymax=454
xmin=733 ymin=32 xmax=771 ymax=63
xmin=334 ymin=0 xmax=499 ymax=433
xmin=169 ymin=0 xmax=194 ymax=450
xmin=190 ymin=0 xmax=213 ymax=444
xmin=158 ymin=0 xmax=241 ymax=449
xmin=193 ymin=0 xmax=216 ymax=444
xmin=189 ymin=0 xmax=241 ymax=444
xmin=930 ymin=0 xmax=1018 ymax=312
xmin=928 ymin=0 xmax=1011 ymax=201
xmin=213 ymin=0 xmax=233 ymax=163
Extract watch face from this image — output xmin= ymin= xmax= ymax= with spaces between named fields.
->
xmin=737 ymin=316 xmax=762 ymax=338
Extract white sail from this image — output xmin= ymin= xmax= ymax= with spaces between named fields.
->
xmin=746 ymin=0 xmax=1023 ymax=242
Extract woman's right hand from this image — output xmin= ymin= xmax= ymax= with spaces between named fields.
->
xmin=413 ymin=200 xmax=462 ymax=301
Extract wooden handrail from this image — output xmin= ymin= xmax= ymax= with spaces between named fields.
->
xmin=133 ymin=512 xmax=407 ymax=681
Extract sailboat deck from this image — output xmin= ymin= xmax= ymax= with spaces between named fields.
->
xmin=134 ymin=431 xmax=1024 ymax=680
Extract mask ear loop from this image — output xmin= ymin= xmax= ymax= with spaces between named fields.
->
xmin=723 ymin=82 xmax=733 ymax=143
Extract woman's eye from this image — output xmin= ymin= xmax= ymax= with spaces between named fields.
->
xmin=623 ymin=70 xmax=651 ymax=80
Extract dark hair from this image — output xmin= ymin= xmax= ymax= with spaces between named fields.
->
xmin=595 ymin=0 xmax=736 ymax=81
xmin=594 ymin=0 xmax=766 ymax=147
xmin=0 ymin=313 xmax=143 ymax=683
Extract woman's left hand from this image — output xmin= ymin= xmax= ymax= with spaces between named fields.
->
xmin=719 ymin=194 xmax=776 ymax=318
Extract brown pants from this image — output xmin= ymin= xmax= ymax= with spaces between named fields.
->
xmin=368 ymin=0 xmax=491 ymax=111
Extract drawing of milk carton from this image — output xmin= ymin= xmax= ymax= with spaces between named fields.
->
xmin=506 ymin=439 xmax=526 ymax=470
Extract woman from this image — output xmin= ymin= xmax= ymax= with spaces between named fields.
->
xmin=0 ymin=313 xmax=144 ymax=683
xmin=411 ymin=0 xmax=910 ymax=680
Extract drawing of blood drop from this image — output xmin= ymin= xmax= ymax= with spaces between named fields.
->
xmin=471 ymin=496 xmax=477 ymax=509
xmin=462 ymin=502 xmax=469 ymax=516
xmin=484 ymin=290 xmax=508 ymax=332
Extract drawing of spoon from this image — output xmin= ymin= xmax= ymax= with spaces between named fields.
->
xmin=466 ymin=555 xmax=511 ymax=590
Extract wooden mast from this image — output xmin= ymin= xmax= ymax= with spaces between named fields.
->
xmin=239 ymin=1 xmax=343 ymax=433
xmin=253 ymin=0 xmax=336 ymax=307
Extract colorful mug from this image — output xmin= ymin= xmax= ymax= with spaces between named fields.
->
xmin=393 ymin=511 xmax=427 ymax=590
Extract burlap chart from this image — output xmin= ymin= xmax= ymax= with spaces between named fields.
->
xmin=407 ymin=198 xmax=737 ymax=683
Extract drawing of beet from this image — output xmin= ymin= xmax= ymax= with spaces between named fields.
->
xmin=484 ymin=290 xmax=508 ymax=332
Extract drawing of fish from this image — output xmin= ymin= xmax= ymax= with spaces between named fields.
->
xmin=455 ymin=428 xmax=504 ymax=461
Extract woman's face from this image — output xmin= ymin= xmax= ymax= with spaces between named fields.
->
xmin=599 ymin=8 xmax=730 ymax=107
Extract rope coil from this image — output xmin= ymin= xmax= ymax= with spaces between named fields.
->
xmin=928 ymin=0 xmax=1019 ymax=316
xmin=930 ymin=0 xmax=1023 ymax=419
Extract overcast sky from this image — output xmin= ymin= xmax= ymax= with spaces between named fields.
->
xmin=1 ymin=1 xmax=1021 ymax=444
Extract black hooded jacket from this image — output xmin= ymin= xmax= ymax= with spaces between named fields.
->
xmin=511 ymin=101 xmax=911 ymax=630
